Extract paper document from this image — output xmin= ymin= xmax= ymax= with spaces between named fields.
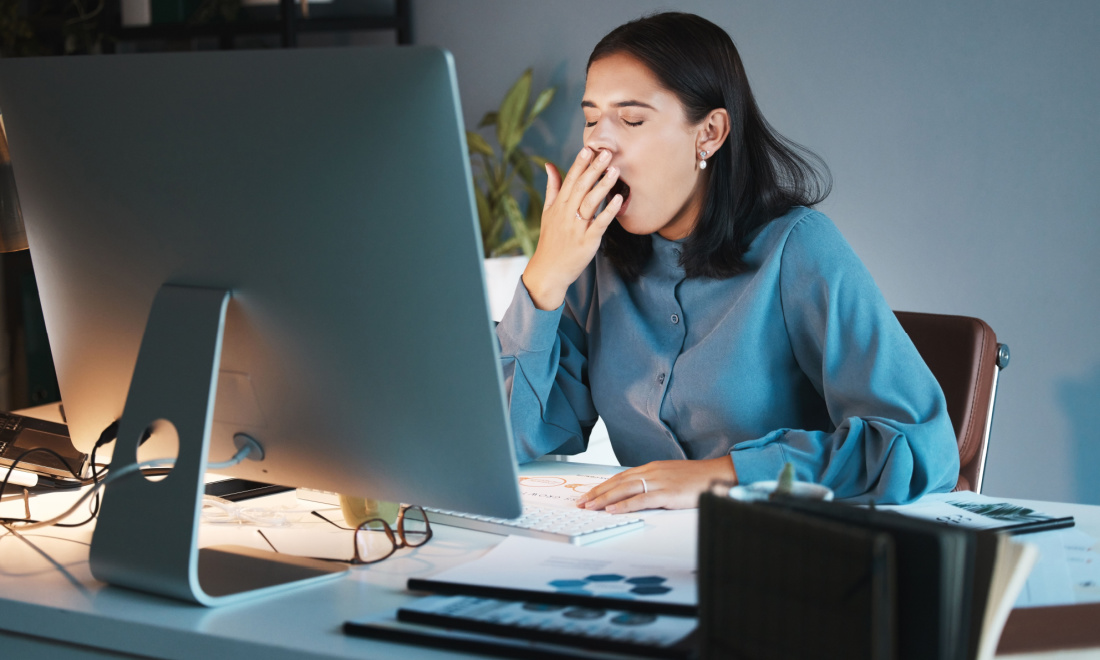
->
xmin=1014 ymin=530 xmax=1075 ymax=607
xmin=519 ymin=473 xmax=612 ymax=510
xmin=880 ymin=492 xmax=1073 ymax=533
xmin=1063 ymin=528 xmax=1100 ymax=602
xmin=1013 ymin=527 xmax=1100 ymax=608
xmin=414 ymin=536 xmax=696 ymax=608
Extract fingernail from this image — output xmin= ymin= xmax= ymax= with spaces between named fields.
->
xmin=581 ymin=147 xmax=593 ymax=159
xmin=597 ymin=150 xmax=610 ymax=162
xmin=606 ymin=505 xmax=618 ymax=514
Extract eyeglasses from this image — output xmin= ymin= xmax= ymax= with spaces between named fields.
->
xmin=258 ymin=505 xmax=432 ymax=565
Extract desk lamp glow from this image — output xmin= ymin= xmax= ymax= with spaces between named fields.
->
xmin=0 ymin=114 xmax=34 ymax=490
xmin=0 ymin=116 xmax=28 ymax=253
xmin=0 ymin=48 xmax=523 ymax=606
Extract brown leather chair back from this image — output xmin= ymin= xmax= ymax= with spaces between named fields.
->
xmin=894 ymin=311 xmax=1009 ymax=492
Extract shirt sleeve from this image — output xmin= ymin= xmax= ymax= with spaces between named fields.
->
xmin=495 ymin=277 xmax=598 ymax=463
xmin=729 ymin=213 xmax=960 ymax=504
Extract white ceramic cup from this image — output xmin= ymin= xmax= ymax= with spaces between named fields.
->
xmin=727 ymin=480 xmax=834 ymax=502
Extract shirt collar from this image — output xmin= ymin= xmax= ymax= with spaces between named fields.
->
xmin=651 ymin=233 xmax=686 ymax=272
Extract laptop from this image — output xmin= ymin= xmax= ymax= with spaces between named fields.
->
xmin=0 ymin=411 xmax=87 ymax=482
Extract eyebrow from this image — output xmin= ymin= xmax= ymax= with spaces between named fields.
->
xmin=581 ymin=100 xmax=656 ymax=110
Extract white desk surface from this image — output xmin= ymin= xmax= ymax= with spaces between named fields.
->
xmin=2 ymin=459 xmax=1099 ymax=659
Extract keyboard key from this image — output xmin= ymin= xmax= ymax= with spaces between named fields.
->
xmin=423 ymin=503 xmax=644 ymax=545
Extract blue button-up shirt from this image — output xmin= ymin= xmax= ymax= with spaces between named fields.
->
xmin=496 ymin=207 xmax=959 ymax=504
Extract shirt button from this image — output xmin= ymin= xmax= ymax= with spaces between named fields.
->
xmin=670 ymin=314 xmax=679 ymax=324
xmin=657 ymin=373 xmax=666 ymax=385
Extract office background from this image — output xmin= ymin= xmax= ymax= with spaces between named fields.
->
xmin=1 ymin=1 xmax=1096 ymax=505
xmin=411 ymin=0 xmax=1100 ymax=505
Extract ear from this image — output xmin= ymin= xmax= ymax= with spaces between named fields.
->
xmin=696 ymin=108 xmax=730 ymax=159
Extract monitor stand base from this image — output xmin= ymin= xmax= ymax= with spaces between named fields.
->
xmin=88 ymin=284 xmax=345 ymax=606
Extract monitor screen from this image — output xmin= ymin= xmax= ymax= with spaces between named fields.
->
xmin=0 ymin=47 xmax=522 ymax=521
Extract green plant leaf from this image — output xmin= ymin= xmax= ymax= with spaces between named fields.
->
xmin=520 ymin=180 xmax=541 ymax=203
xmin=528 ymin=156 xmax=559 ymax=181
xmin=473 ymin=183 xmax=492 ymax=237
xmin=489 ymin=176 xmax=511 ymax=203
xmin=531 ymin=158 xmax=563 ymax=181
xmin=520 ymin=232 xmax=536 ymax=257
xmin=497 ymin=69 xmax=531 ymax=158
xmin=486 ymin=206 xmax=507 ymax=255
xmin=467 ymin=69 xmax=555 ymax=258
xmin=478 ymin=111 xmax=498 ymax=128
xmin=466 ymin=130 xmax=494 ymax=158
xmin=509 ymin=150 xmax=534 ymax=188
xmin=495 ymin=236 xmax=522 ymax=256
xmin=502 ymin=196 xmax=537 ymax=257
xmin=502 ymin=195 xmax=524 ymax=229
xmin=526 ymin=86 xmax=556 ymax=125
xmin=528 ymin=155 xmax=551 ymax=170
xmin=526 ymin=189 xmax=544 ymax=230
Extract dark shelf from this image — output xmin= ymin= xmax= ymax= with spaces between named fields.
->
xmin=116 ymin=15 xmax=405 ymax=41
xmin=110 ymin=0 xmax=410 ymax=49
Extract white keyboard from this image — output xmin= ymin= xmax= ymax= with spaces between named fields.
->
xmin=423 ymin=503 xmax=644 ymax=545
xmin=295 ymin=488 xmax=645 ymax=545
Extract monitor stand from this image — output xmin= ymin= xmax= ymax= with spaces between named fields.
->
xmin=88 ymin=285 xmax=346 ymax=606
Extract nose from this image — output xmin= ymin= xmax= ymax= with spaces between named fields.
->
xmin=583 ymin=117 xmax=616 ymax=154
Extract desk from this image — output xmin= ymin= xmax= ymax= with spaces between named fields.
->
xmin=1 ymin=463 xmax=1098 ymax=659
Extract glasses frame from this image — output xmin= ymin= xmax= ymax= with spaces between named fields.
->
xmin=258 ymin=505 xmax=432 ymax=566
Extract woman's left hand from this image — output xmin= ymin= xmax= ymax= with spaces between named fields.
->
xmin=575 ymin=457 xmax=737 ymax=514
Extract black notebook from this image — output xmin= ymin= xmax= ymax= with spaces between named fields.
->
xmin=347 ymin=594 xmax=698 ymax=660
xmin=696 ymin=492 xmax=1037 ymax=660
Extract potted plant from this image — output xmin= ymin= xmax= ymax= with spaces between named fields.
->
xmin=466 ymin=68 xmax=556 ymax=320
xmin=0 ymin=0 xmax=111 ymax=55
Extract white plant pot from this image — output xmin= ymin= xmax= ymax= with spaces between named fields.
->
xmin=483 ymin=255 xmax=529 ymax=322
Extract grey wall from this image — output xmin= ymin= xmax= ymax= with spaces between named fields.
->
xmin=415 ymin=1 xmax=1100 ymax=504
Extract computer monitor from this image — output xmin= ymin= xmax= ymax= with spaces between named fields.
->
xmin=0 ymin=47 xmax=522 ymax=605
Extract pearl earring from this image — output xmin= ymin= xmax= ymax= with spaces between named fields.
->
xmin=699 ymin=150 xmax=709 ymax=170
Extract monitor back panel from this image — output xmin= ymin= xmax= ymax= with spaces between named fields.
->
xmin=0 ymin=48 xmax=522 ymax=518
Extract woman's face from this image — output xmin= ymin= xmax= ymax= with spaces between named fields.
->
xmin=582 ymin=52 xmax=708 ymax=240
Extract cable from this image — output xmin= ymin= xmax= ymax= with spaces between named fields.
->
xmin=0 ymin=419 xmax=120 ymax=527
xmin=207 ymin=440 xmax=258 ymax=470
xmin=1 ymin=435 xmax=260 ymax=532
xmin=2 ymin=459 xmax=160 ymax=531
xmin=1 ymin=446 xmax=84 ymax=499
xmin=60 ymin=419 xmax=119 ymax=526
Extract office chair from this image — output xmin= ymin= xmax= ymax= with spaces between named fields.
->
xmin=894 ymin=311 xmax=1010 ymax=493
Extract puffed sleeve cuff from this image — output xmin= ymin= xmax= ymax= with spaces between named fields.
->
xmin=496 ymin=277 xmax=565 ymax=355
xmin=729 ymin=430 xmax=792 ymax=485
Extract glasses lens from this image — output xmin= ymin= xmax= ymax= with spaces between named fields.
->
xmin=355 ymin=520 xmax=396 ymax=562
xmin=400 ymin=506 xmax=431 ymax=546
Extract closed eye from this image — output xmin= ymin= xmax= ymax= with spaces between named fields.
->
xmin=584 ymin=120 xmax=643 ymax=128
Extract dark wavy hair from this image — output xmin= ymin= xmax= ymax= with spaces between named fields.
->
xmin=589 ymin=12 xmax=831 ymax=279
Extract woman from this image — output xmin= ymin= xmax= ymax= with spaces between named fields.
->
xmin=496 ymin=12 xmax=958 ymax=512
